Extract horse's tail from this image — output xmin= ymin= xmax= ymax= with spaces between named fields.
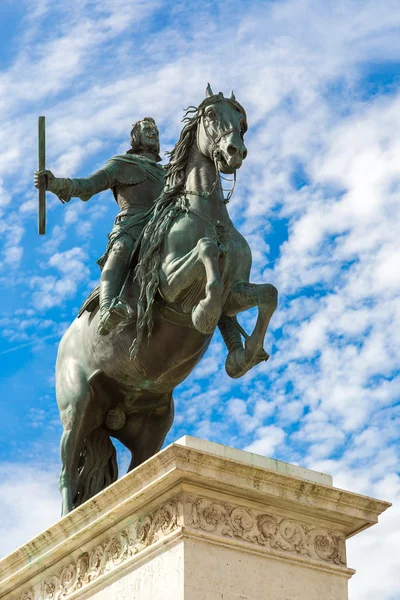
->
xmin=72 ymin=427 xmax=118 ymax=509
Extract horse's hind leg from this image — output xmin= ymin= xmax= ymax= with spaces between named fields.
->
xmin=220 ymin=282 xmax=278 ymax=378
xmin=112 ymin=393 xmax=174 ymax=470
xmin=57 ymin=361 xmax=106 ymax=515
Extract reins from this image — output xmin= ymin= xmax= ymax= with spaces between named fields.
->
xmin=185 ymin=108 xmax=237 ymax=204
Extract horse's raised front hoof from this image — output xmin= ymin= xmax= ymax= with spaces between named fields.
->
xmin=192 ymin=299 xmax=221 ymax=334
xmin=225 ymin=346 xmax=269 ymax=379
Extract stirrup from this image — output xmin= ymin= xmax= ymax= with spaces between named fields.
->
xmin=109 ymin=296 xmax=133 ymax=318
xmin=98 ymin=297 xmax=133 ymax=336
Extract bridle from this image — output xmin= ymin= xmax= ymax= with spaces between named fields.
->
xmin=186 ymin=108 xmax=239 ymax=203
xmin=202 ymin=117 xmax=236 ymax=150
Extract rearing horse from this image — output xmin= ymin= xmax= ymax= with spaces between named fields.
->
xmin=56 ymin=86 xmax=278 ymax=515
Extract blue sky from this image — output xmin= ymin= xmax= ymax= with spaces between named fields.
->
xmin=0 ymin=1 xmax=399 ymax=598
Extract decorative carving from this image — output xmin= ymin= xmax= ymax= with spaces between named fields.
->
xmin=135 ymin=499 xmax=179 ymax=551
xmin=17 ymin=593 xmax=33 ymax=600
xmin=19 ymin=497 xmax=180 ymax=600
xmin=188 ymin=496 xmax=346 ymax=566
xmin=18 ymin=493 xmax=347 ymax=600
xmin=313 ymin=530 xmax=346 ymax=565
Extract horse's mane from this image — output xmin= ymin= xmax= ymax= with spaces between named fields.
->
xmin=131 ymin=95 xmax=247 ymax=358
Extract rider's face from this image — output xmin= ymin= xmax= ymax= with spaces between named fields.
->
xmin=140 ymin=121 xmax=159 ymax=151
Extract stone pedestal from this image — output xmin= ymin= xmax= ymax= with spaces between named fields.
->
xmin=0 ymin=436 xmax=390 ymax=600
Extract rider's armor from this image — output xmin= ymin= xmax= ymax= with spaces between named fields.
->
xmin=48 ymin=154 xmax=165 ymax=334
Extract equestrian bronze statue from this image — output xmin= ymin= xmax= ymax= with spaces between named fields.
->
xmin=35 ymin=85 xmax=278 ymax=515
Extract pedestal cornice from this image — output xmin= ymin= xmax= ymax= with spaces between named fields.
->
xmin=0 ymin=438 xmax=390 ymax=600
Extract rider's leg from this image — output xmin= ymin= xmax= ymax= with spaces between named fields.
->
xmin=99 ymin=235 xmax=134 ymax=335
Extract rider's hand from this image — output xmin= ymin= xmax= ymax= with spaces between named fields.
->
xmin=34 ymin=169 xmax=55 ymax=190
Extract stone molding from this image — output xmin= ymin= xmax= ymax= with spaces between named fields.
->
xmin=2 ymin=441 xmax=390 ymax=592
xmin=186 ymin=495 xmax=347 ymax=567
xmin=18 ymin=491 xmax=349 ymax=600
xmin=19 ymin=497 xmax=180 ymax=600
xmin=5 ymin=439 xmax=390 ymax=600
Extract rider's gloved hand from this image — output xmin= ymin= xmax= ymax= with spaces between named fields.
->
xmin=34 ymin=169 xmax=55 ymax=191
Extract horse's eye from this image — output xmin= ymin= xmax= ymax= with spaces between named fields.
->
xmin=206 ymin=109 xmax=216 ymax=119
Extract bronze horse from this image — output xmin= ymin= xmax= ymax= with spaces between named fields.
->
xmin=56 ymin=87 xmax=278 ymax=515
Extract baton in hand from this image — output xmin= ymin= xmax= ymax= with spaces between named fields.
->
xmin=38 ymin=116 xmax=46 ymax=235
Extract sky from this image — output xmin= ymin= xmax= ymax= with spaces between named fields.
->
xmin=0 ymin=0 xmax=399 ymax=598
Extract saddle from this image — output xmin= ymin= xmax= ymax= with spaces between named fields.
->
xmin=77 ymin=283 xmax=195 ymax=330
xmin=77 ymin=285 xmax=101 ymax=318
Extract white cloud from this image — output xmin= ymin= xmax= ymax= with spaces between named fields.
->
xmin=3 ymin=245 xmax=23 ymax=266
xmin=307 ymin=454 xmax=400 ymax=600
xmin=0 ymin=463 xmax=60 ymax=559
xmin=0 ymin=178 xmax=11 ymax=209
xmin=0 ymin=223 xmax=24 ymax=270
xmin=348 ymin=499 xmax=399 ymax=600
xmin=30 ymin=247 xmax=90 ymax=309
xmin=245 ymin=425 xmax=286 ymax=456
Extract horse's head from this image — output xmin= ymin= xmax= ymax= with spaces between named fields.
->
xmin=197 ymin=84 xmax=248 ymax=174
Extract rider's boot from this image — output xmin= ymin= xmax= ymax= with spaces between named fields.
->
xmin=98 ymin=253 xmax=133 ymax=336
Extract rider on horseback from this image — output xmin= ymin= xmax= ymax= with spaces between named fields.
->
xmin=34 ymin=118 xmax=165 ymax=335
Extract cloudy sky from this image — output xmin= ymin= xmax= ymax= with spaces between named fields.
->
xmin=0 ymin=0 xmax=399 ymax=598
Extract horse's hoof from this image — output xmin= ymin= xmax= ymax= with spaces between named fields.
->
xmin=192 ymin=301 xmax=220 ymax=334
xmin=225 ymin=345 xmax=270 ymax=379
xmin=256 ymin=348 xmax=270 ymax=362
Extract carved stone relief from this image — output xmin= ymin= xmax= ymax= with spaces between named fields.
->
xmin=187 ymin=495 xmax=346 ymax=566
xmin=18 ymin=492 xmax=347 ymax=600
xmin=18 ymin=497 xmax=180 ymax=600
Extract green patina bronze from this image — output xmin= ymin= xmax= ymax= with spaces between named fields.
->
xmin=34 ymin=86 xmax=278 ymax=516
xmin=35 ymin=117 xmax=164 ymax=334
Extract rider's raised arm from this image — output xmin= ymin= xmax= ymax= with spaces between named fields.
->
xmin=47 ymin=161 xmax=118 ymax=203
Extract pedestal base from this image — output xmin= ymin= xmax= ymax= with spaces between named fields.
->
xmin=0 ymin=436 xmax=390 ymax=600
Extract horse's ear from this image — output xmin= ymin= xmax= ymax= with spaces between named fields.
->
xmin=230 ymin=90 xmax=236 ymax=100
xmin=206 ymin=83 xmax=213 ymax=97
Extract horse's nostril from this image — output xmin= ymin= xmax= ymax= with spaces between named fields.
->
xmin=227 ymin=144 xmax=237 ymax=156
xmin=242 ymin=149 xmax=247 ymax=159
